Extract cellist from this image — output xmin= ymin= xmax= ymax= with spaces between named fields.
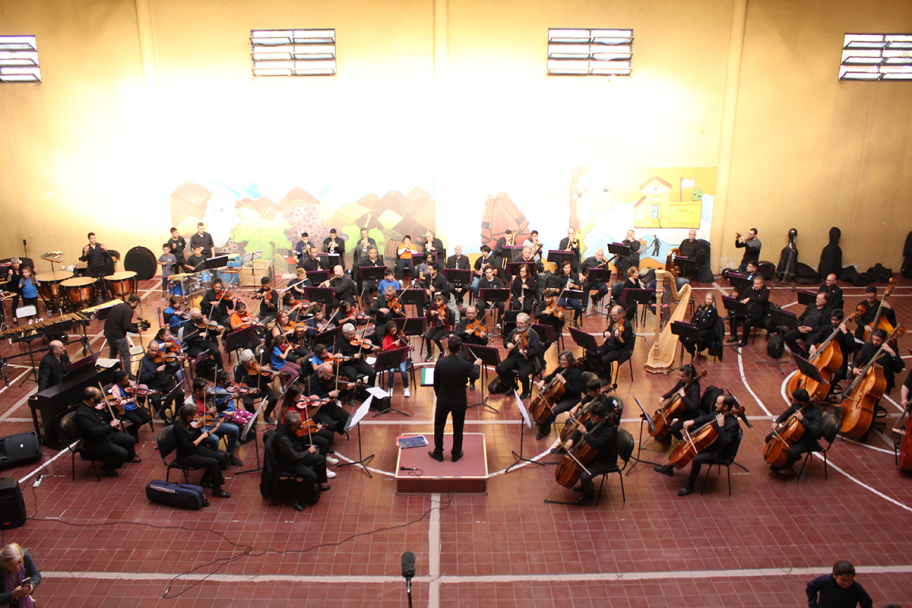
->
xmin=560 ymin=398 xmax=619 ymax=505
xmin=766 ymin=389 xmax=823 ymax=473
xmin=808 ymin=309 xmax=854 ymax=387
xmin=853 ymin=285 xmax=895 ymax=353
xmin=853 ymin=328 xmax=905 ymax=395
xmin=532 ymin=351 xmax=583 ymax=440
xmin=653 ymin=364 xmax=702 ymax=442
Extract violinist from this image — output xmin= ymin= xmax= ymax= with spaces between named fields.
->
xmin=254 ymin=277 xmax=279 ymax=321
xmin=370 ymin=285 xmax=405 ymax=342
xmin=734 ymin=227 xmax=761 ymax=272
xmin=280 ymin=291 xmax=305 ymax=320
xmin=853 ymin=328 xmax=905 ymax=395
xmin=74 ymin=387 xmax=140 ymax=477
xmin=558 ymin=227 xmax=582 ymax=267
xmin=682 ymin=293 xmax=719 ymax=358
xmin=729 ymin=275 xmax=770 ymax=348
xmin=476 ymin=264 xmax=505 ymax=330
xmin=560 ymin=398 xmax=619 ymax=505
xmin=454 ymin=305 xmax=488 ymax=390
xmin=335 ymin=299 xmax=364 ymax=328
xmin=580 ymin=248 xmax=609 ymax=311
xmin=853 ymin=285 xmax=895 ymax=352
xmin=808 ymin=309 xmax=853 ymax=386
xmin=533 ymin=350 xmax=583 ymax=440
xmin=288 ymin=268 xmax=312 ymax=301
xmin=382 ymin=320 xmax=412 ymax=397
xmin=278 ymin=386 xmax=337 ymax=463
xmin=510 ymin=263 xmax=537 ymax=314
xmin=309 ymin=343 xmax=329 ymax=371
xmin=551 ymin=260 xmax=582 ymax=329
xmin=766 ymin=388 xmax=823 ymax=473
xmin=270 ymin=334 xmax=302 ymax=385
xmin=396 ymin=235 xmax=419 ymax=280
xmin=229 ymin=301 xmax=259 ymax=332
xmin=429 ymin=336 xmax=481 ymax=462
xmin=424 ymin=293 xmax=454 ymax=362
xmin=818 ymin=273 xmax=844 ymax=311
xmin=185 ymin=378 xmax=243 ymax=467
xmin=321 ymin=228 xmax=345 ymax=269
xmin=109 ymin=369 xmax=152 ymax=440
xmin=495 ymin=312 xmax=542 ymax=399
xmin=184 ymin=308 xmax=224 ymax=377
xmin=421 ymin=262 xmax=449 ymax=314
xmin=653 ymin=364 xmax=702 ymax=443
xmin=783 ymin=291 xmax=830 ymax=357
xmin=471 ymin=245 xmax=496 ymax=299
xmin=236 ymin=349 xmax=280 ymax=424
xmin=273 ymin=411 xmax=331 ymax=511
xmin=337 ymin=323 xmax=378 ymax=388
xmin=138 ymin=340 xmax=181 ymax=424
xmin=321 ymin=265 xmax=355 ymax=311
xmin=163 ymin=295 xmax=188 ymax=333
xmin=584 ymin=305 xmax=633 ymax=382
xmin=306 ymin=363 xmax=357 ymax=433
xmin=273 ymin=310 xmax=311 ymax=364
xmin=172 ymin=404 xmax=231 ymax=498
xmin=658 ymin=394 xmax=741 ymax=497
xmin=200 ymin=278 xmax=232 ymax=328
xmin=305 ymin=308 xmax=333 ymax=344
xmin=302 ymin=245 xmax=321 ymax=272
xmin=534 ymin=288 xmax=565 ymax=355
xmin=446 ymin=245 xmax=471 ymax=303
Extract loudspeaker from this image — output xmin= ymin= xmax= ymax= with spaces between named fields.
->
xmin=0 ymin=478 xmax=26 ymax=530
xmin=0 ymin=432 xmax=41 ymax=469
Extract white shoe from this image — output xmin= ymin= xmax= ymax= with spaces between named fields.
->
xmin=325 ymin=456 xmax=339 ymax=465
xmin=404 ymin=387 xmax=410 ymax=397
xmin=326 ymin=469 xmax=337 ymax=479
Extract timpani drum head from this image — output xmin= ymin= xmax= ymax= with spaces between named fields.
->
xmin=124 ymin=246 xmax=157 ymax=280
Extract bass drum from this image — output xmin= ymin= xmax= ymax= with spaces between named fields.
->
xmin=124 ymin=246 xmax=157 ymax=280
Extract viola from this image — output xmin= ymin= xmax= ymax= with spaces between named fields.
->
xmin=667 ymin=402 xmax=746 ymax=469
xmin=839 ymin=324 xmax=905 ymax=439
xmin=649 ymin=369 xmax=708 ymax=440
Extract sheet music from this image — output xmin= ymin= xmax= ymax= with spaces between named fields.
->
xmin=346 ymin=396 xmax=373 ymax=432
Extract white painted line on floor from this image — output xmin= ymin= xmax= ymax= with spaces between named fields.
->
xmin=0 ymin=370 xmax=29 ymax=400
xmin=428 ymin=493 xmax=441 ymax=608
xmin=19 ymin=442 xmax=74 ymax=484
xmin=840 ymin=436 xmax=895 ymax=455
xmin=881 ymin=394 xmax=906 ymax=413
xmin=738 ymin=348 xmax=772 ymax=416
xmin=820 ymin=455 xmax=912 ymax=514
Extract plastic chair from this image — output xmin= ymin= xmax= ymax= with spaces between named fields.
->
xmin=595 ymin=428 xmax=635 ymax=505
xmin=796 ymin=412 xmax=838 ymax=482
xmin=58 ymin=411 xmax=104 ymax=481
xmin=156 ymin=425 xmax=199 ymax=483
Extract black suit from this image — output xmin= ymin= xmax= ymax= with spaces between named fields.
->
xmin=495 ymin=327 xmax=542 ymax=395
xmin=784 ymin=303 xmax=829 ymax=358
xmin=818 ymin=283 xmax=844 ymax=311
xmin=74 ymin=402 xmax=137 ymax=469
xmin=38 ymin=352 xmax=70 ymax=392
xmin=767 ymin=402 xmax=823 ymax=469
xmin=569 ymin=420 xmax=618 ymax=501
xmin=432 ymin=353 xmax=479 ymax=455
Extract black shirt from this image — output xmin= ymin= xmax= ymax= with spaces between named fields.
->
xmin=662 ymin=380 xmax=702 ymax=419
xmin=775 ymin=401 xmax=823 ymax=440
xmin=543 ymin=365 xmax=583 ymax=401
xmin=569 ymin=420 xmax=618 ymax=466
xmin=186 ymin=254 xmax=206 ymax=272
xmin=167 ymin=236 xmax=187 ymax=262
xmin=80 ymin=243 xmax=112 ymax=268
xmin=103 ymin=302 xmax=138 ymax=341
xmin=805 ymin=574 xmax=872 ymax=608
xmin=38 ymin=352 xmax=70 ymax=392
xmin=189 ymin=232 xmax=215 ymax=258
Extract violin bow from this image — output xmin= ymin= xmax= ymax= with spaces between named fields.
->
xmin=98 ymin=382 xmax=125 ymax=433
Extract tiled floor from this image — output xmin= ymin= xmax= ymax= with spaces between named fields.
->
xmin=2 ymin=274 xmax=911 ymax=607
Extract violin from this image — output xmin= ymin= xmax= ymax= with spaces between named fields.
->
xmin=294 ymin=395 xmax=332 ymax=412
xmin=246 ymin=361 xmax=278 ymax=378
xmin=123 ymin=380 xmax=158 ymax=398
xmin=294 ymin=418 xmax=322 ymax=437
xmin=667 ymin=402 xmax=747 ymax=470
xmin=542 ymin=303 xmax=565 ymax=318
xmin=649 ymin=369 xmax=708 ymax=440
xmin=839 ymin=324 xmax=905 ymax=439
xmin=190 ymin=412 xmax=222 ymax=431
xmin=388 ymin=297 xmax=406 ymax=317
xmin=393 ymin=332 xmax=415 ymax=351
xmin=225 ymin=382 xmax=259 ymax=396
xmin=465 ymin=318 xmax=487 ymax=340
xmin=255 ymin=287 xmax=273 ymax=301
xmin=194 ymin=316 xmax=220 ymax=331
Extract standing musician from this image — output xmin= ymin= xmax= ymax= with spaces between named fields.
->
xmin=185 ymin=377 xmax=243 ymax=467
xmin=429 ymin=335 xmax=481 ymax=462
xmin=351 ymin=228 xmax=378 ymax=269
xmin=301 ymin=245 xmax=322 ymax=272
xmin=167 ymin=227 xmax=190 ymax=273
xmin=734 ymin=228 xmax=761 ymax=272
xmin=853 ymin=328 xmax=905 ymax=395
xmin=173 ymin=404 xmax=230 ymax=498
xmin=381 ymin=320 xmax=412 ymax=397
xmin=495 ymin=312 xmax=542 ymax=399
xmin=108 ymin=370 xmax=152 ymax=440
xmin=446 ymin=245 xmax=471 ymax=304
xmin=559 ymin=227 xmax=582 ymax=268
xmin=584 ymin=305 xmax=634 ymax=382
xmin=523 ymin=229 xmax=545 ymax=263
xmin=337 ymin=323 xmax=378 ymax=388
xmin=560 ymin=398 xmax=619 ymax=505
xmin=189 ymin=222 xmax=215 ymax=259
xmin=306 ymin=363 xmax=355 ymax=431
xmin=551 ymin=260 xmax=583 ymax=328
xmin=288 ymin=268 xmax=312 ymax=301
xmin=253 ymin=277 xmax=279 ymax=321
xmin=186 ymin=245 xmax=206 ymax=272
xmin=321 ymin=228 xmax=346 ymax=269
xmin=783 ymin=291 xmax=830 ymax=358
xmin=476 ymin=264 xmax=505 ymax=331
xmin=396 ymin=235 xmax=419 ymax=280
xmin=79 ymin=232 xmax=114 ymax=270
xmin=294 ymin=232 xmax=316 ymax=268
xmin=273 ymin=411 xmax=331 ymax=511
xmin=74 ymin=387 xmax=140 ymax=477
xmin=421 ymin=262 xmax=449 ymax=314
xmin=200 ymin=278 xmax=233 ymax=328
xmin=3 ymin=257 xmax=23 ymax=320
xmin=766 ymin=388 xmax=823 ymax=473
xmin=471 ymin=245 xmax=497 ymax=299
xmin=618 ymin=229 xmax=641 ymax=278
xmin=510 ymin=263 xmax=537 ymax=314
xmin=853 ymin=285 xmax=896 ymax=353
xmin=682 ymin=293 xmax=719 ymax=358
xmin=235 ymin=349 xmax=279 ymax=424
xmin=103 ymin=295 xmax=142 ymax=373
xmin=138 ymin=341 xmax=181 ymax=423
xmin=422 ymin=229 xmax=446 ymax=263
xmin=424 ymin=293 xmax=454 ymax=362
xmin=818 ymin=273 xmax=844 ymax=311
xmin=494 ymin=229 xmax=517 ymax=283
xmin=184 ymin=308 xmax=224 ymax=377
xmin=38 ymin=340 xmax=70 ymax=392
xmin=534 ymin=288 xmax=565 ymax=355
xmin=580 ymin=248 xmax=610 ymax=311
xmin=653 ymin=364 xmax=702 ymax=445
xmin=808 ymin=309 xmax=854 ymax=387
xmin=320 ymin=265 xmax=355 ymax=311
xmin=533 ymin=350 xmax=583 ymax=440
xmin=664 ymin=394 xmax=741 ymax=497
xmin=729 ymin=275 xmax=770 ymax=347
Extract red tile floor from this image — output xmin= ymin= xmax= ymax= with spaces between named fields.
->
xmin=1 ymin=274 xmax=911 ymax=607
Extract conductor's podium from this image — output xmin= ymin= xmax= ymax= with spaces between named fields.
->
xmin=395 ymin=433 xmax=488 ymax=494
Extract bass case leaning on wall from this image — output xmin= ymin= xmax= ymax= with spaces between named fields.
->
xmin=903 ymin=230 xmax=912 ymax=279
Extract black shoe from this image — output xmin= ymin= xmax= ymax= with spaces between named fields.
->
xmin=727 ymin=337 xmax=739 ymax=344
xmin=770 ymin=464 xmax=788 ymax=473
xmin=469 ymin=382 xmax=476 ymax=391
xmin=571 ymin=485 xmax=584 ymax=493
xmin=229 ymin=456 xmax=243 ymax=467
xmin=102 ymin=466 xmax=118 ymax=477
xmin=654 ymin=464 xmax=674 ymax=477
xmin=212 ymin=488 xmax=231 ymax=499
xmin=200 ymin=479 xmax=213 ymax=489
xmin=451 ymin=451 xmax=464 ymax=462
xmin=519 ymin=392 xmax=531 ymax=400
xmin=576 ymin=495 xmax=593 ymax=505
xmin=425 ymin=354 xmax=434 ymax=362
xmin=535 ymin=426 xmax=549 ymax=440
xmin=738 ymin=341 xmax=748 ymax=347
xmin=677 ymin=484 xmax=694 ymax=497
xmin=550 ymin=446 xmax=566 ymax=455
xmin=292 ymin=501 xmax=306 ymax=512
xmin=320 ymin=484 xmax=332 ymax=492
xmin=428 ymin=450 xmax=444 ymax=462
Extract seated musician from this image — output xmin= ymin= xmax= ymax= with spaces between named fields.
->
xmin=621 ymin=266 xmax=646 ymax=322
xmin=901 ymin=368 xmax=912 ymax=417
xmin=337 ymin=323 xmax=378 ymax=388
xmin=254 ymin=277 xmax=279 ymax=321
xmin=510 ymin=263 xmax=537 ymax=314
xmin=301 ymin=245 xmax=321 ymax=272
xmin=727 ymin=261 xmax=758 ymax=298
xmin=558 ymin=227 xmax=582 ymax=269
xmin=584 ymin=305 xmax=634 ymax=382
xmin=184 ymin=308 xmax=223 ymax=377
xmin=186 ymin=245 xmax=206 ymax=272
xmin=163 ymin=295 xmax=186 ymax=333
xmin=270 ymin=335 xmax=302 ymax=385
xmin=534 ymin=288 xmax=565 ymax=354
xmin=306 ymin=363 xmax=356 ymax=430
xmin=476 ymin=264 xmax=505 ymax=330
xmin=288 ymin=268 xmax=312 ymax=301
xmin=396 ymin=235 xmax=419 ymax=280
xmin=523 ymin=229 xmax=544 ymax=262
xmin=38 ymin=340 xmax=70 ymax=393
xmin=561 ymin=398 xmax=619 ymax=505
xmin=783 ymin=291 xmax=830 ymax=358
xmin=310 ymin=343 xmax=328 ymax=371
xmin=766 ymin=388 xmax=823 ymax=473
xmin=659 ymin=394 xmax=742 ymax=497
xmin=454 ymin=305 xmax=488 ymax=390
xmin=370 ymin=285 xmax=405 ymax=343
xmin=729 ymin=275 xmax=769 ymax=347
xmin=533 ymin=350 xmax=583 ymax=440
xmin=320 ymin=265 xmax=355 ymax=311
xmin=808 ymin=309 xmax=853 ymax=388
xmin=109 ymin=369 xmax=152 ymax=439
xmin=424 ymin=293 xmax=454 ymax=362
xmin=278 ymin=386 xmax=337 ymax=462
xmin=682 ymin=293 xmax=719 ymax=357
xmin=273 ymin=311 xmax=310 ymax=365
xmin=336 ymin=299 xmax=366 ymax=328
xmin=322 ymin=228 xmax=346 ymax=269
xmin=305 ymin=308 xmax=333 ymax=345
xmin=236 ymin=349 xmax=280 ymax=424
xmin=229 ymin=301 xmax=259 ymax=333
xmin=200 ymin=278 xmax=232 ymax=328
xmin=580 ymin=248 xmax=609 ymax=311
xmin=819 ymin=273 xmax=844 ymax=311
xmin=355 ymin=246 xmax=382 ymax=298
xmin=853 ymin=328 xmax=905 ymax=395
xmin=281 ymin=292 xmax=305 ymax=320
xmin=422 ymin=262 xmax=449 ymax=314
xmin=381 ymin=320 xmax=411 ymax=397
xmin=653 ymin=364 xmax=702 ymax=444
xmin=273 ymin=411 xmax=331 ymax=511
xmin=352 ymin=228 xmax=378 ymax=270
xmin=678 ymin=229 xmax=699 ymax=260
xmin=173 ymin=404 xmax=230 ymax=498
xmin=560 ymin=379 xmax=608 ymax=439
xmin=377 ymin=268 xmax=401 ymax=296
xmin=550 ymin=260 xmax=583 ymax=329
xmin=495 ymin=312 xmax=542 ymax=399
xmin=471 ymin=246 xmax=496 ymax=299
xmin=416 ymin=252 xmax=434 ymax=284
xmin=294 ymin=232 xmax=315 ymax=267
xmin=74 ymin=387 xmax=140 ymax=477
xmin=854 ymin=285 xmax=896 ymax=353
xmin=446 ymin=245 xmax=471 ymax=304
xmin=185 ymin=377 xmax=243 ymax=467
xmin=138 ymin=340 xmax=181 ymax=423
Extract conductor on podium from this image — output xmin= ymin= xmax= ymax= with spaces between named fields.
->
xmin=429 ymin=336 xmax=481 ymax=463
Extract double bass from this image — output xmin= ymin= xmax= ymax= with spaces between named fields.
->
xmin=786 ymin=309 xmax=860 ymax=402
xmin=763 ymin=401 xmax=813 ymax=467
xmin=649 ymin=369 xmax=707 ymax=440
xmin=897 ymin=413 xmax=912 ymax=472
xmin=667 ymin=401 xmax=747 ymax=469
xmin=862 ymin=277 xmax=897 ymax=342
xmin=838 ymin=324 xmax=905 ymax=440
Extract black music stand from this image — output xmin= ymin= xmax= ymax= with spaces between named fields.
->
xmin=502 ymin=245 xmax=524 ymax=263
xmin=478 ymin=288 xmax=509 ymax=333
xmin=304 ymin=287 xmax=334 ymax=307
xmin=397 ymin=289 xmax=428 ymax=316
xmin=464 ymin=343 xmax=501 ymax=413
xmin=340 ymin=397 xmax=375 ymax=478
xmin=627 ymin=396 xmax=662 ymax=476
xmin=318 ymin=252 xmax=340 ymax=270
xmin=314 ymin=326 xmax=342 ymax=350
xmin=506 ymin=261 xmax=536 ymax=277
xmin=796 ymin=290 xmax=817 ymax=307
xmin=673 ymin=256 xmax=699 ymax=278
xmin=792 ymin=354 xmax=826 ymax=390
xmin=760 ymin=307 xmax=799 ymax=373
xmin=204 ymin=255 xmax=229 ymax=271
xmin=568 ymin=326 xmax=599 ymax=353
xmin=505 ymin=389 xmax=541 ymax=473
xmin=622 ymin=288 xmax=653 ymax=330
xmin=547 ymin=250 xmax=573 ymax=270
xmin=371 ymin=347 xmax=410 ymax=418
xmin=606 ymin=243 xmax=630 ymax=267
xmin=443 ymin=268 xmax=471 ymax=286
xmin=585 ymin=268 xmax=613 ymax=318
xmin=307 ymin=270 xmax=330 ymax=285
xmin=721 ymin=296 xmax=748 ymax=345
xmin=728 ymin=274 xmax=750 ymax=295
xmin=532 ymin=323 xmax=557 ymax=352
xmin=225 ymin=325 xmax=258 ymax=353
xmin=236 ymin=397 xmax=268 ymax=475
xmin=357 ymin=265 xmax=386 ymax=283
xmin=671 ymin=321 xmax=700 ymax=364
xmin=402 ymin=316 xmax=427 ymax=340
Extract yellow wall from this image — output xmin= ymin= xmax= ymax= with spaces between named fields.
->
xmin=1 ymin=0 xmax=910 ymax=274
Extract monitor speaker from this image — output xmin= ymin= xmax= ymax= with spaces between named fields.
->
xmin=0 ymin=478 xmax=26 ymax=530
xmin=0 ymin=432 xmax=41 ymax=469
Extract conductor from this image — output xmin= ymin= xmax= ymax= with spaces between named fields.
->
xmin=429 ymin=336 xmax=481 ymax=463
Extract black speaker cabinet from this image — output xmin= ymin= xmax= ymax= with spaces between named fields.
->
xmin=0 ymin=432 xmax=41 ymax=469
xmin=0 ymin=478 xmax=26 ymax=530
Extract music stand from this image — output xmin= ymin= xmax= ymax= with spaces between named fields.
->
xmin=225 ymin=325 xmax=258 ymax=363
xmin=568 ymin=326 xmax=599 ymax=353
xmin=506 ymin=261 xmax=537 ymax=277
xmin=478 ymin=288 xmax=509 ymax=332
xmin=371 ymin=347 xmax=410 ymax=418
xmin=728 ymin=275 xmax=750 ymax=295
xmin=797 ymin=290 xmax=817 ymax=307
xmin=671 ymin=321 xmax=700 ymax=364
xmin=622 ymin=288 xmax=652 ymax=326
xmin=502 ymin=245 xmax=524 ymax=263
xmin=626 ymin=396 xmax=662 ymax=475
xmin=318 ymin=252 xmax=340 ymax=270
xmin=236 ymin=397 xmax=269 ymax=475
xmin=505 ymin=389 xmax=541 ymax=473
xmin=547 ymin=250 xmax=573 ymax=270
xmin=721 ymin=295 xmax=749 ymax=340
xmin=204 ymin=255 xmax=229 ymax=271
xmin=443 ymin=268 xmax=471 ymax=286
xmin=340 ymin=395 xmax=376 ymax=477
xmin=792 ymin=354 xmax=826 ymax=389
xmin=463 ymin=343 xmax=501 ymax=413
xmin=314 ymin=326 xmax=342 ymax=349
xmin=397 ymin=289 xmax=428 ymax=316
xmin=402 ymin=316 xmax=427 ymax=339
xmin=606 ymin=242 xmax=630 ymax=266
xmin=307 ymin=270 xmax=330 ymax=285
xmin=760 ymin=307 xmax=799 ymax=373
xmin=673 ymin=256 xmax=699 ymax=278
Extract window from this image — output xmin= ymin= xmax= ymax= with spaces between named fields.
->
xmin=0 ymin=36 xmax=40 ymax=83
xmin=250 ymin=29 xmax=335 ymax=77
xmin=840 ymin=34 xmax=912 ymax=81
xmin=547 ymin=28 xmax=633 ymax=77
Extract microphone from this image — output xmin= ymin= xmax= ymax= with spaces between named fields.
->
xmin=399 ymin=466 xmax=416 ymax=471
xmin=401 ymin=551 xmax=416 ymax=591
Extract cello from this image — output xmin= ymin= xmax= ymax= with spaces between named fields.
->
xmin=649 ymin=369 xmax=707 ymax=440
xmin=528 ymin=356 xmax=584 ymax=426
xmin=786 ymin=309 xmax=860 ymax=402
xmin=763 ymin=400 xmax=813 ymax=467
xmin=559 ymin=383 xmax=617 ymax=443
xmin=838 ymin=324 xmax=905 ymax=440
xmin=667 ymin=401 xmax=747 ymax=470
xmin=554 ymin=404 xmax=622 ymax=489
xmin=862 ymin=277 xmax=896 ymax=342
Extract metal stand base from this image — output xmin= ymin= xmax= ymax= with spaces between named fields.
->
xmin=467 ymin=365 xmax=499 ymax=413
xmin=505 ymin=418 xmax=545 ymax=474
xmin=626 ymin=416 xmax=663 ymax=476
xmin=338 ymin=423 xmax=374 ymax=478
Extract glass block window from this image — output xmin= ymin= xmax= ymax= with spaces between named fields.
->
xmin=251 ymin=29 xmax=335 ymax=77
xmin=548 ymin=29 xmax=633 ymax=77
xmin=840 ymin=34 xmax=912 ymax=81
xmin=0 ymin=36 xmax=40 ymax=83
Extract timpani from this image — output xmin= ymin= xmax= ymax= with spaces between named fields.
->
xmin=36 ymin=271 xmax=73 ymax=301
xmin=61 ymin=276 xmax=97 ymax=306
xmin=106 ymin=271 xmax=138 ymax=299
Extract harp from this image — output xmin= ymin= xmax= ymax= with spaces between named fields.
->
xmin=644 ymin=269 xmax=691 ymax=374
xmin=664 ymin=247 xmax=681 ymax=278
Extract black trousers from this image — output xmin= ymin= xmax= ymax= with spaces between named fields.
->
xmin=477 ymin=301 xmax=504 ymax=324
xmin=543 ymin=396 xmax=579 ymax=428
xmin=433 ymin=403 xmax=467 ymax=455
xmin=580 ymin=459 xmax=615 ymax=500
xmin=686 ymin=450 xmax=719 ymax=486
xmin=783 ymin=329 xmax=810 ymax=358
xmin=496 ymin=356 xmax=535 ymax=393
xmin=313 ymin=402 xmax=350 ymax=435
xmin=243 ymin=390 xmax=278 ymax=418
xmin=148 ymin=380 xmax=180 ymax=417
xmin=90 ymin=432 xmax=138 ymax=469
xmin=177 ymin=446 xmax=226 ymax=489
xmin=585 ymin=348 xmax=626 ymax=380
xmin=740 ymin=315 xmax=764 ymax=342
xmin=683 ymin=328 xmax=714 ymax=355
xmin=762 ymin=433 xmax=819 ymax=469
xmin=340 ymin=360 xmax=376 ymax=388
xmin=424 ymin=327 xmax=449 ymax=355
xmin=121 ymin=408 xmax=152 ymax=439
